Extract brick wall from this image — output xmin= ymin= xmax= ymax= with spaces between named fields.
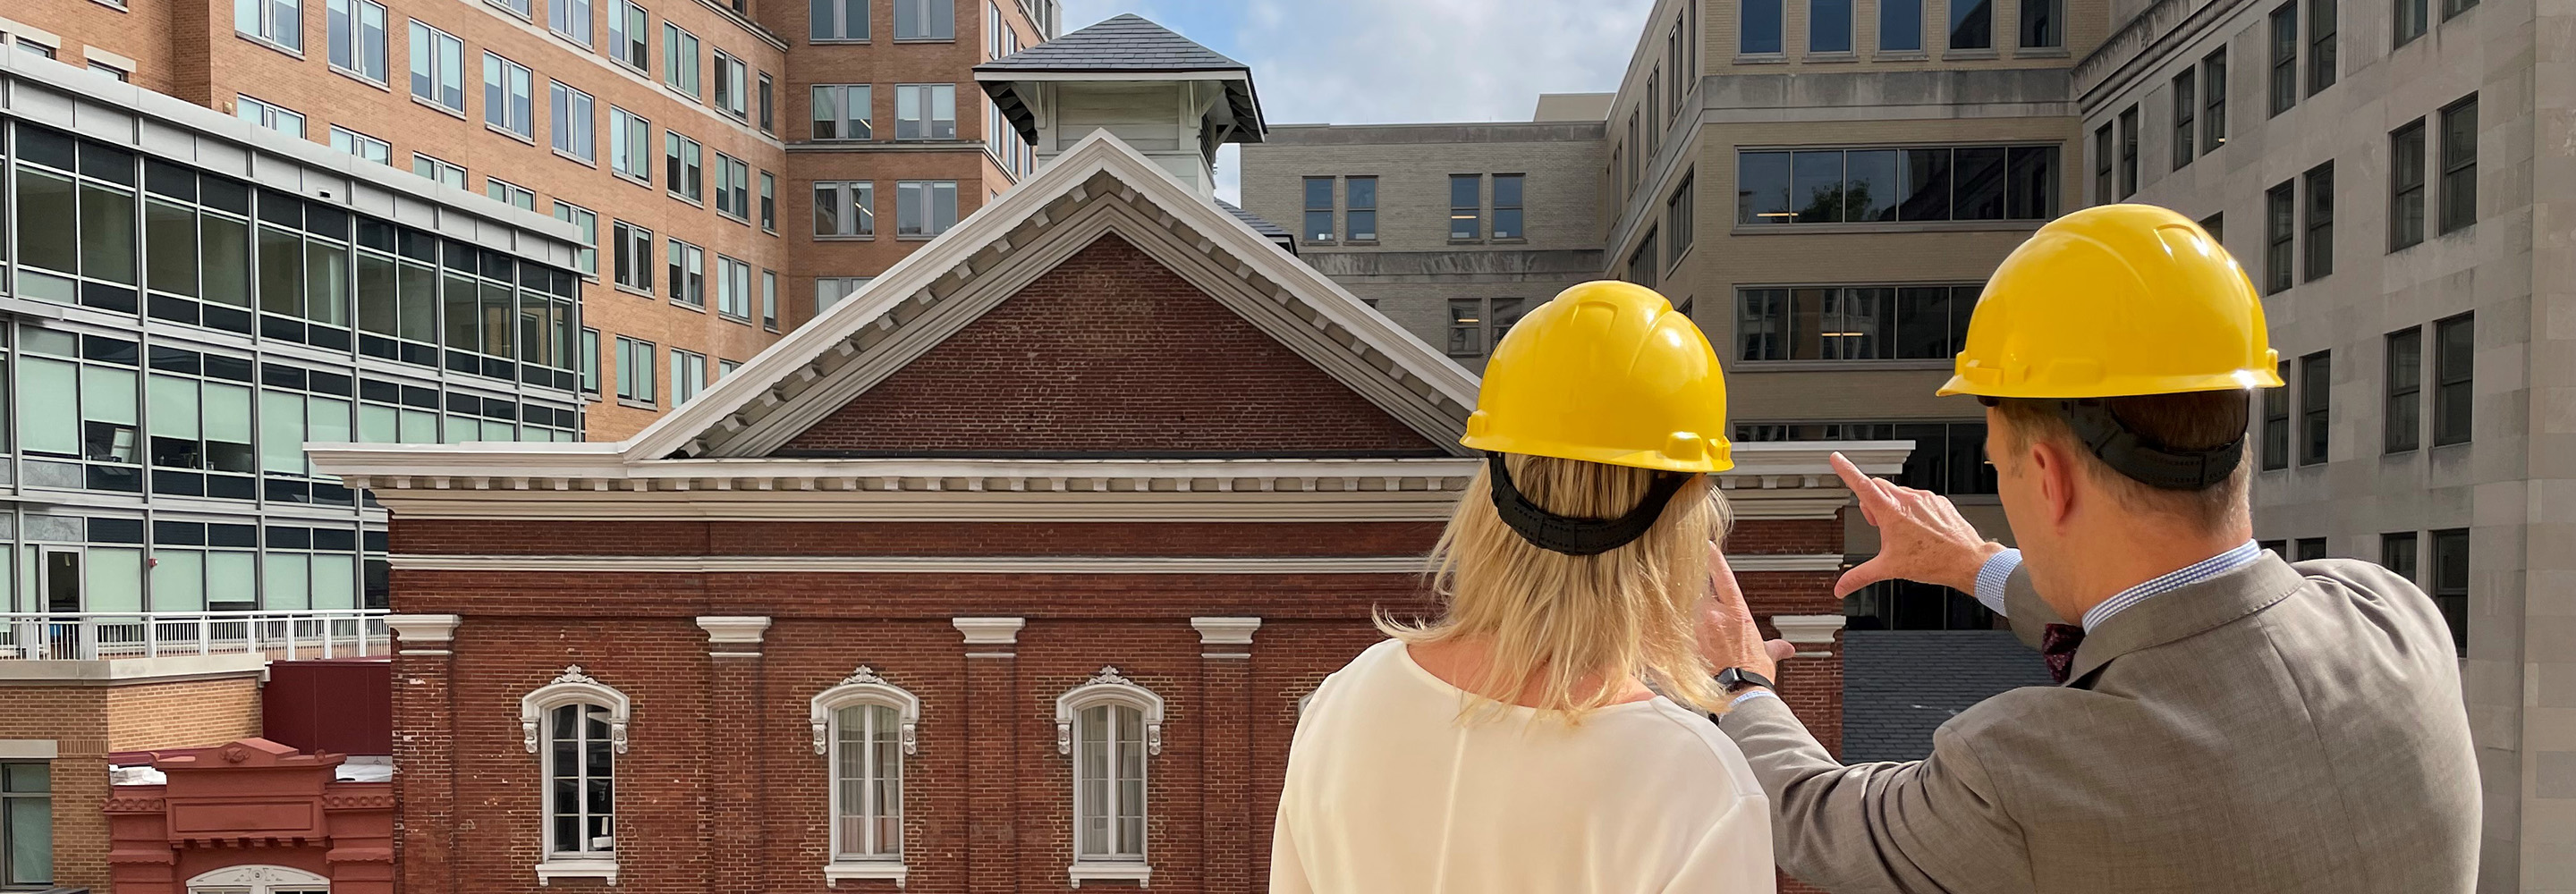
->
xmin=394 ymin=519 xmax=1444 ymax=557
xmin=780 ymin=234 xmax=1445 ymax=457
xmin=0 ymin=675 xmax=263 ymax=890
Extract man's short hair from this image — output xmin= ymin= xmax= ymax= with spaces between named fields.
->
xmin=1990 ymin=391 xmax=2253 ymax=529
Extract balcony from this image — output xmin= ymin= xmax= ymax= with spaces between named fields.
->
xmin=0 ymin=610 xmax=391 ymax=662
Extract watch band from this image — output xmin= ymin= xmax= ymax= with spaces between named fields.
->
xmin=1715 ymin=667 xmax=1773 ymax=693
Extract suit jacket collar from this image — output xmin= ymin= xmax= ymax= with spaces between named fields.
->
xmin=2063 ymin=553 xmax=2305 ymax=686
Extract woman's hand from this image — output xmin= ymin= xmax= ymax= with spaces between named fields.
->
xmin=1699 ymin=544 xmax=1795 ymax=685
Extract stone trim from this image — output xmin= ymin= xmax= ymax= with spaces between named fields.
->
xmin=1771 ymin=614 xmax=1848 ymax=658
xmin=696 ymin=615 xmax=773 ymax=654
xmin=953 ymin=617 xmax=1026 ymax=645
xmin=1191 ymin=617 xmax=1261 ymax=645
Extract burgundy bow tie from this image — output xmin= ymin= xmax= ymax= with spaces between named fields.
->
xmin=2041 ymin=623 xmax=2086 ymax=684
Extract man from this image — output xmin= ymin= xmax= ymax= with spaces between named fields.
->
xmin=1699 ymin=204 xmax=2480 ymax=893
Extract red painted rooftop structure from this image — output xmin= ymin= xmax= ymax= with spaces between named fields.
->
xmin=102 ymin=738 xmax=392 ymax=894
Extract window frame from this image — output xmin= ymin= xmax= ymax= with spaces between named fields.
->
xmin=894 ymin=180 xmax=959 ymax=238
xmin=2019 ymin=0 xmax=2062 ymax=47
xmin=665 ymin=237 xmax=706 ymax=308
xmin=1741 ymin=0 xmax=1784 ymax=54
xmin=894 ymin=83 xmax=958 ymax=140
xmin=2262 ymin=360 xmax=2291 ymax=469
xmin=551 ymin=80 xmax=597 ymax=163
xmin=551 ymin=0 xmax=595 ymax=46
xmin=2306 ymin=0 xmax=2337 ymax=96
xmin=2429 ymin=527 xmax=2469 ymax=654
xmin=2299 ymin=350 xmax=2331 ymax=466
xmin=2301 ymin=162 xmax=2333 ymax=282
xmin=2384 ymin=325 xmax=2421 ymax=453
xmin=1448 ymin=174 xmax=1482 ymax=241
xmin=326 ymin=0 xmax=390 ymax=84
xmin=409 ymin=21 xmax=467 ymax=114
xmin=2171 ymin=69 xmax=2196 ymax=172
xmin=2396 ymin=0 xmax=2428 ymax=45
xmin=2438 ymin=94 xmax=2478 ymax=234
xmin=812 ymin=84 xmax=875 ymax=140
xmin=482 ymin=52 xmax=536 ymax=139
xmin=2264 ymin=180 xmax=2294 ymax=294
xmin=2269 ymin=3 xmax=2298 ymax=116
xmin=2201 ymin=49 xmax=2228 ymax=154
xmin=813 ymin=0 xmax=871 ymax=40
xmin=1058 ymin=668 xmax=1162 ymax=886
xmin=237 ymin=0 xmax=306 ymax=53
xmin=1665 ymin=172 xmax=1693 ymax=261
xmin=2116 ymin=105 xmax=2140 ymax=198
xmin=2432 ymin=312 xmax=2472 ymax=446
xmin=813 ymin=667 xmax=919 ymax=881
xmin=894 ymin=0 xmax=957 ymax=39
xmin=1 ymin=759 xmax=49 ymax=888
xmin=521 ymin=666 xmax=629 ymax=881
xmin=607 ymin=0 xmax=650 ymax=71
xmin=330 ymin=126 xmax=392 ymax=165
xmin=611 ymin=220 xmax=653 ymax=293
xmin=1301 ymin=176 xmax=1335 ymax=243
xmin=1737 ymin=144 xmax=2058 ymax=224
xmin=713 ymin=50 xmax=749 ymax=120
xmin=2390 ymin=118 xmax=2427 ymax=250
xmin=1343 ymin=175 xmax=1378 ymax=241
xmin=614 ymin=334 xmax=657 ymax=404
xmin=814 ymin=181 xmax=877 ymax=238
xmin=665 ymin=131 xmax=704 ymax=204
xmin=662 ymin=22 xmax=701 ymax=98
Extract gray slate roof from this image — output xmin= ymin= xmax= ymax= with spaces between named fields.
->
xmin=976 ymin=13 xmax=1248 ymax=72
xmin=1216 ymin=199 xmax=1289 ymax=239
xmin=1841 ymin=630 xmax=2055 ymax=763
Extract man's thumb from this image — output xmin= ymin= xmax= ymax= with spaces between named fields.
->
xmin=1834 ymin=556 xmax=1892 ymax=598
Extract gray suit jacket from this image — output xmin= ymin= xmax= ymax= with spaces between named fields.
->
xmin=1719 ymin=555 xmax=2479 ymax=893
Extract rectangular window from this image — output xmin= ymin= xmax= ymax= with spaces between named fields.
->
xmin=759 ymin=72 xmax=775 ymax=133
xmin=1737 ymin=145 xmax=2055 ymax=224
xmin=552 ymin=202 xmax=600 ymax=278
xmin=714 ymin=154 xmax=751 ymax=220
xmin=236 ymin=95 xmax=307 ymax=139
xmin=2439 ymin=95 xmax=2478 ymax=233
xmin=813 ymin=84 xmax=874 ymax=139
xmin=2117 ymin=105 xmax=2140 ymax=198
xmin=2270 ymin=4 xmax=2297 ymax=115
xmin=2397 ymin=0 xmax=2428 ymax=44
xmin=579 ymin=327 xmax=602 ymax=393
xmin=671 ymin=348 xmax=708 ymax=404
xmin=2390 ymin=118 xmax=2427 ymax=249
xmin=2443 ymin=0 xmax=2478 ymax=20
xmin=817 ymin=276 xmax=872 ymax=313
xmin=895 ymin=0 xmax=956 ymax=38
xmin=2020 ymin=0 xmax=2061 ymax=46
xmin=486 ymin=178 xmax=535 ymax=211
xmin=1812 ymin=0 xmax=1852 ymax=52
xmin=2433 ymin=312 xmax=2472 ymax=445
xmin=608 ymin=0 xmax=649 ymax=69
xmin=831 ymin=703 xmax=904 ymax=859
xmin=551 ymin=0 xmax=593 ymax=44
xmin=1741 ymin=0 xmax=1783 ymax=53
xmin=493 ymin=0 xmax=533 ymax=16
xmin=665 ymin=131 xmax=703 ymax=202
xmin=328 ymin=0 xmax=389 ymax=81
xmin=666 ymin=238 xmax=705 ymax=308
xmin=238 ymin=0 xmax=304 ymax=51
xmin=2385 ymin=326 xmax=2420 ymax=453
xmin=1345 ymin=176 xmax=1378 ymax=241
xmin=2302 ymin=163 xmax=2334 ymax=281
xmin=551 ymin=81 xmax=596 ymax=161
xmin=716 ymin=256 xmax=752 ymax=319
xmin=2307 ymin=0 xmax=2336 ymax=95
xmin=815 ymin=0 xmax=869 ymax=39
xmin=611 ymin=107 xmax=651 ymax=182
xmin=1951 ymin=0 xmax=1993 ymax=49
xmin=1880 ymin=0 xmax=1922 ymax=49
xmin=1302 ymin=177 xmax=1335 ymax=241
xmin=2263 ymin=360 xmax=2291 ymax=468
xmin=1447 ymin=299 xmax=1483 ymax=357
xmin=2300 ymin=350 xmax=2330 ymax=465
xmin=612 ymin=221 xmax=652 ymax=291
xmin=760 ymin=172 xmax=778 ymax=232
xmin=2201 ymin=211 xmax=2224 ymax=241
xmin=2265 ymin=181 xmax=2294 ymax=293
xmin=1628 ymin=233 xmax=1658 ymax=290
xmin=714 ymin=51 xmax=749 ymax=119
xmin=1665 ymin=173 xmax=1692 ymax=261
xmin=2202 ymin=49 xmax=2228 ymax=153
xmin=330 ymin=126 xmax=391 ymax=164
xmin=2093 ymin=123 xmax=2114 ymax=204
xmin=2 ymin=761 xmax=48 ymax=887
xmin=1733 ymin=284 xmax=1978 ymax=362
xmin=2295 ymin=537 xmax=2328 ymax=561
xmin=1449 ymin=174 xmax=1481 ymax=240
xmin=762 ymin=269 xmax=779 ymax=330
xmin=1072 ymin=704 xmax=1147 ymax=863
xmin=615 ymin=336 xmax=656 ymax=403
xmin=664 ymin=23 xmax=701 ymax=97
xmin=412 ymin=153 xmax=466 ymax=189
xmin=896 ymin=84 xmax=957 ymax=139
xmin=895 ymin=181 xmax=959 ymax=237
xmin=2430 ymin=528 xmax=2469 ymax=654
xmin=1494 ymin=173 xmax=1526 ymax=240
xmin=1735 ymin=421 xmax=1997 ymax=495
xmin=2172 ymin=70 xmax=2196 ymax=171
xmin=815 ymin=181 xmax=877 ymax=236
xmin=2381 ymin=531 xmax=2419 ymax=582
xmin=483 ymin=53 xmax=534 ymax=139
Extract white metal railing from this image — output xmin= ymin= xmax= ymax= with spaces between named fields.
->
xmin=0 ymin=610 xmax=391 ymax=661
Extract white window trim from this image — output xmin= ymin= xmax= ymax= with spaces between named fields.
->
xmin=187 ymin=864 xmax=332 ymax=892
xmin=1056 ymin=666 xmax=1160 ymax=888
xmin=812 ymin=666 xmax=918 ymax=886
xmin=521 ymin=665 xmax=628 ymax=885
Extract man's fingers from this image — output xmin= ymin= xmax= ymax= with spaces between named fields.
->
xmin=1830 ymin=451 xmax=1896 ymax=526
xmin=1834 ymin=555 xmax=1894 ymax=598
xmin=1707 ymin=543 xmax=1750 ymax=611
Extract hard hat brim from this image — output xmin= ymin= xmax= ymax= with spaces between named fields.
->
xmin=1460 ymin=433 xmax=1734 ymax=475
xmin=1935 ymin=367 xmax=2288 ymax=399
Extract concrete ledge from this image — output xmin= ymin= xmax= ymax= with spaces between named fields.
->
xmin=0 ymin=654 xmax=268 ymax=684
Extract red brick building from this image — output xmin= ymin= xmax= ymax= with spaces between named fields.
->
xmin=103 ymin=738 xmax=396 ymax=894
xmin=314 ymin=97 xmax=1900 ymax=891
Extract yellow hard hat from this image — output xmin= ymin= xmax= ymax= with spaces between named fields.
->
xmin=1937 ymin=204 xmax=2285 ymax=400
xmin=1462 ymin=280 xmax=1732 ymax=474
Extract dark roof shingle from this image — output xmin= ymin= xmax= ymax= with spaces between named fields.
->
xmin=1840 ymin=629 xmax=2055 ymax=763
xmin=975 ymin=13 xmax=1246 ymax=72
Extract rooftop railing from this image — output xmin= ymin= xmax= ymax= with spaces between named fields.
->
xmin=0 ymin=610 xmax=390 ymax=662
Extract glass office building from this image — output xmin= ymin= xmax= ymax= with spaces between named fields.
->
xmin=0 ymin=55 xmax=585 ymax=618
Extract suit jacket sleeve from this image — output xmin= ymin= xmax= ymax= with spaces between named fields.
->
xmin=1718 ymin=696 xmax=2034 ymax=894
xmin=2003 ymin=563 xmax=2068 ymax=650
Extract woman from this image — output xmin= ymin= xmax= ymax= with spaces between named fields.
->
xmin=1270 ymin=281 xmax=1774 ymax=894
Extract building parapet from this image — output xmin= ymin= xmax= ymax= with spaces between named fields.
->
xmin=1263 ymin=122 xmax=1608 ymax=146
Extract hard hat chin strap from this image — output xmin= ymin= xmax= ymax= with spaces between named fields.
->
xmin=1485 ymin=452 xmax=1693 ymax=556
xmin=2052 ymin=400 xmax=2245 ymax=491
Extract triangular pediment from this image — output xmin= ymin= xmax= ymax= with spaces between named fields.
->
xmin=623 ymin=132 xmax=1478 ymax=462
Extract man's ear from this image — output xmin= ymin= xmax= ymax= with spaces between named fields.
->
xmin=2027 ymin=436 xmax=2080 ymax=528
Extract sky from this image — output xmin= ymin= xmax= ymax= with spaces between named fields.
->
xmin=1053 ymin=1 xmax=1653 ymax=203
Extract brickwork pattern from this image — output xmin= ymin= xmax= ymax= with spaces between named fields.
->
xmin=393 ymin=519 xmax=1445 ymax=557
xmin=0 ymin=676 xmax=262 ymax=890
xmin=780 ymin=234 xmax=1445 ymax=456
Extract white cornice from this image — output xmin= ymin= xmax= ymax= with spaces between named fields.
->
xmin=1190 ymin=617 xmax=1262 ymax=645
xmin=953 ymin=617 xmax=1027 ymax=645
xmin=391 ymin=554 xmax=1433 ymax=574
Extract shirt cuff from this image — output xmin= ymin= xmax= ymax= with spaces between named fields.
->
xmin=1729 ymin=688 xmax=1782 ymax=708
xmin=1973 ymin=548 xmax=2022 ymax=617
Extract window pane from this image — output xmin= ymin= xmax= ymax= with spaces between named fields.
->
xmin=1951 ymin=0 xmax=1992 ymax=48
xmin=1894 ymin=286 xmax=1953 ymax=358
xmin=1811 ymin=0 xmax=1852 ymax=52
xmin=1843 ymin=149 xmax=1901 ymax=222
xmin=1741 ymin=0 xmax=1783 ymax=53
xmin=1900 ymin=149 xmax=1952 ymax=221
xmin=1790 ymin=151 xmax=1843 ymax=223
xmin=1953 ymin=147 xmax=2006 ymax=220
xmin=1880 ymin=0 xmax=1922 ymax=48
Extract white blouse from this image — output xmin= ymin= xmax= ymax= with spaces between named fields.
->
xmin=1271 ymin=639 xmax=1775 ymax=894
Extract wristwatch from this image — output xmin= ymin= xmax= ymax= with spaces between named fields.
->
xmin=1715 ymin=667 xmax=1773 ymax=694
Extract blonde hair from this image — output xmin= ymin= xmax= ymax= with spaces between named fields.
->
xmin=1380 ymin=453 xmax=1733 ymax=722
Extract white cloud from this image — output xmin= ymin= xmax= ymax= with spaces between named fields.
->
xmin=1049 ymin=1 xmax=1652 ymax=204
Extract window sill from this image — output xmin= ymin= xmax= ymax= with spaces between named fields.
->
xmin=1734 ymin=53 xmax=1787 ymax=64
xmin=674 ymin=300 xmax=708 ymax=314
xmin=811 ymin=38 xmax=874 ymax=45
xmin=897 ymin=234 xmax=938 ymax=241
xmin=487 ymin=123 xmax=538 ymax=147
xmin=717 ymin=210 xmax=751 ymax=226
xmin=1732 ymin=358 xmax=1954 ymax=372
xmin=553 ymin=148 xmax=598 ymax=169
xmin=616 ymin=397 xmax=659 ymax=410
xmin=823 ymin=861 xmax=908 ymax=888
xmin=719 ymin=313 xmax=753 ymax=325
xmin=1805 ymin=51 xmax=1859 ymax=63
xmin=235 ymin=32 xmax=306 ymax=61
xmin=534 ymin=856 xmax=619 ymax=886
xmin=1731 ymin=220 xmax=2044 ymax=236
xmin=669 ymin=193 xmax=707 ymax=208
xmin=893 ymin=37 xmax=958 ymax=43
xmin=614 ymin=171 xmax=652 ymax=190
xmin=1301 ymin=239 xmax=1336 ymax=247
xmin=1944 ymin=48 xmax=1999 ymax=60
xmin=2014 ymin=46 xmax=2070 ymax=57
xmin=814 ymin=234 xmax=879 ymax=241
xmin=330 ymin=66 xmax=392 ymax=93
xmin=1343 ymin=239 xmax=1380 ymax=246
xmin=1874 ymin=50 xmax=1929 ymax=60
xmin=1067 ymin=862 xmax=1151 ymax=888
xmin=411 ymin=95 xmax=469 ymax=122
xmin=1448 ymin=238 xmax=1486 ymax=245
xmin=613 ymin=283 xmax=655 ymax=299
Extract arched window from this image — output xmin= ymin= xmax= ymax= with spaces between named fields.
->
xmin=186 ymin=864 xmax=329 ymax=893
xmin=809 ymin=666 xmax=919 ymax=886
xmin=1056 ymin=667 xmax=1161 ymax=887
xmin=520 ymin=665 xmax=629 ymax=884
